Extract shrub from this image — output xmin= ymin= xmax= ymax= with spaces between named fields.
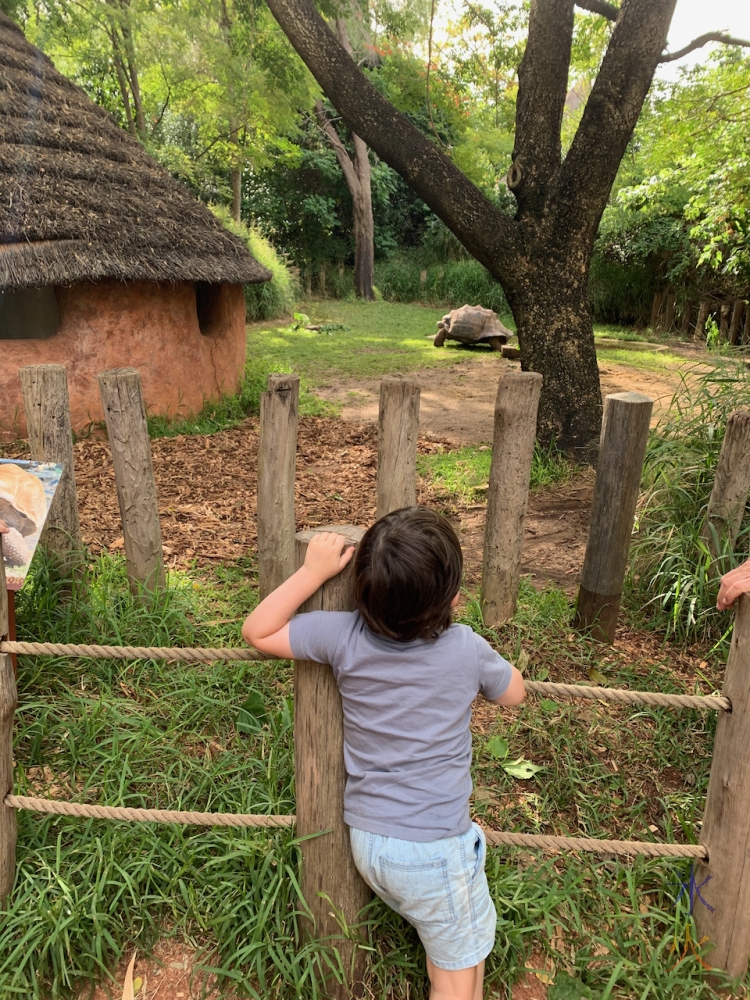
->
xmin=211 ymin=205 xmax=298 ymax=321
xmin=374 ymin=254 xmax=511 ymax=316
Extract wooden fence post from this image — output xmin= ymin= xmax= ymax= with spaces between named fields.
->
xmin=0 ymin=537 xmax=17 ymax=902
xmin=294 ymin=524 xmax=371 ymax=999
xmin=97 ymin=369 xmax=165 ymax=594
xmin=729 ymin=299 xmax=745 ymax=345
xmin=700 ymin=410 xmax=750 ymax=573
xmin=481 ymin=371 xmax=543 ymax=627
xmin=257 ymin=374 xmax=299 ymax=599
xmin=575 ymin=392 xmax=653 ymax=642
xmin=694 ymin=594 xmax=750 ymax=978
xmin=680 ymin=302 xmax=693 ymax=337
xmin=695 ymin=300 xmax=710 ymax=340
xmin=18 ymin=364 xmax=82 ymax=567
xmin=377 ymin=377 xmax=420 ymax=518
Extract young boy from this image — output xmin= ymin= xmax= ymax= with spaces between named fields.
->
xmin=243 ymin=506 xmax=525 ymax=1000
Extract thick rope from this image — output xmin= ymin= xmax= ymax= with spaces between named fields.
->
xmin=1 ymin=641 xmax=273 ymax=663
xmin=482 ymin=828 xmax=707 ymax=858
xmin=6 ymin=794 xmax=704 ymax=858
xmin=524 ymin=679 xmax=729 ymax=712
xmin=1 ymin=642 xmax=728 ymax=711
xmin=5 ymin=795 xmax=294 ymax=828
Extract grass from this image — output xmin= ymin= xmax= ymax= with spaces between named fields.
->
xmin=418 ymin=441 xmax=577 ymax=505
xmin=6 ymin=547 xmax=743 ymax=999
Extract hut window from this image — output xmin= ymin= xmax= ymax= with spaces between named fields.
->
xmin=0 ymin=287 xmax=60 ymax=340
xmin=195 ymin=282 xmax=223 ymax=336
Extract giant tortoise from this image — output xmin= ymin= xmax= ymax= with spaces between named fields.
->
xmin=433 ymin=305 xmax=514 ymax=351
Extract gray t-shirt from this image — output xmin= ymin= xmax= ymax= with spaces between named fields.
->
xmin=288 ymin=610 xmax=513 ymax=842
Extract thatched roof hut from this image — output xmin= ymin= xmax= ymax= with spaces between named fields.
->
xmin=0 ymin=11 xmax=269 ymax=288
xmin=0 ymin=12 xmax=271 ymax=439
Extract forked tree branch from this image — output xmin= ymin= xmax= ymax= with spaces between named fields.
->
xmin=575 ymin=0 xmax=618 ymax=21
xmin=659 ymin=31 xmax=750 ymax=63
xmin=264 ymin=0 xmax=521 ymax=275
xmin=314 ymin=100 xmax=360 ymax=196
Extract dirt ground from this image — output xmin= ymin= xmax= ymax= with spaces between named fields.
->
xmin=317 ymin=349 xmax=693 ymax=446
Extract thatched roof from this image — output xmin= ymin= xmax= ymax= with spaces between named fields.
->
xmin=0 ymin=13 xmax=270 ymax=288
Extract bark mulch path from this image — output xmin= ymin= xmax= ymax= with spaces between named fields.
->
xmin=41 ymin=416 xmax=594 ymax=592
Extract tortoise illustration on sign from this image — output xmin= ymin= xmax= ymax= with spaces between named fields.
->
xmin=0 ymin=460 xmax=63 ymax=590
xmin=433 ymin=305 xmax=514 ymax=351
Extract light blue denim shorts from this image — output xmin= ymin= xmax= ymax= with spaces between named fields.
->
xmin=350 ymin=822 xmax=496 ymax=971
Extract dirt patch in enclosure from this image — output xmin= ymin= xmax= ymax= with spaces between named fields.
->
xmin=317 ymin=352 xmax=690 ymax=446
xmin=2 ymin=417 xmax=590 ymax=590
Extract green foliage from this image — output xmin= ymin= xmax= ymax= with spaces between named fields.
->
xmin=375 ymin=254 xmax=511 ymax=313
xmin=211 ymin=205 xmax=298 ymax=321
xmin=627 ymin=359 xmax=750 ymax=648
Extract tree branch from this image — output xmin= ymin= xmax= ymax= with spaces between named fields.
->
xmin=555 ymin=0 xmax=677 ymax=246
xmin=314 ymin=99 xmax=360 ymax=195
xmin=512 ymin=0 xmax=576 ymax=218
xmin=659 ymin=31 xmax=750 ymax=63
xmin=575 ymin=0 xmax=618 ymax=21
xmin=264 ymin=0 xmax=520 ymax=275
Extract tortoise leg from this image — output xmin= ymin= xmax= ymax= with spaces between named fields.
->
xmin=434 ymin=328 xmax=447 ymax=347
xmin=487 ymin=336 xmax=505 ymax=352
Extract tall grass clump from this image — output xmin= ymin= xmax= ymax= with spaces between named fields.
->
xmin=211 ymin=206 xmax=298 ymax=321
xmin=627 ymin=359 xmax=750 ymax=647
xmin=375 ymin=254 xmax=511 ymax=316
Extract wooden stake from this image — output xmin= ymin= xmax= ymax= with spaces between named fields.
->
xmin=19 ymin=364 xmax=82 ymax=567
xmin=481 ymin=371 xmax=542 ymax=626
xmin=650 ymin=290 xmax=664 ymax=331
xmin=0 ymin=537 xmax=17 ymax=903
xmin=575 ymin=392 xmax=653 ymax=642
xmin=377 ymin=377 xmax=420 ymax=518
xmin=257 ymin=374 xmax=299 ymax=599
xmin=743 ymin=303 xmax=750 ymax=345
xmin=680 ymin=302 xmax=693 ymax=337
xmin=694 ymin=594 xmax=750 ymax=978
xmin=719 ymin=301 xmax=731 ymax=340
xmin=728 ymin=299 xmax=745 ymax=346
xmin=695 ymin=300 xmax=710 ymax=340
xmin=700 ymin=410 xmax=750 ymax=573
xmin=97 ymin=369 xmax=165 ymax=594
xmin=294 ymin=525 xmax=371 ymax=999
xmin=663 ymin=291 xmax=676 ymax=332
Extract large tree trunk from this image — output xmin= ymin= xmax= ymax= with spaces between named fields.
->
xmin=352 ymin=134 xmax=375 ymax=300
xmin=508 ymin=263 xmax=601 ymax=450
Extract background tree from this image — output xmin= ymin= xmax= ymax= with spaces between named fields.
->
xmin=263 ymin=0 xmax=750 ymax=451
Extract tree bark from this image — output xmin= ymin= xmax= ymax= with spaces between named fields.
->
xmin=264 ymin=0 xmax=679 ymax=451
xmin=695 ymin=299 xmax=710 ymax=339
xmin=729 ymin=299 xmax=745 ymax=345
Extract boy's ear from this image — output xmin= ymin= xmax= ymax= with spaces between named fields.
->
xmin=450 ymin=592 xmax=460 ymax=608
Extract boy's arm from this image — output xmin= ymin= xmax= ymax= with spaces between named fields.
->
xmin=491 ymin=665 xmax=526 ymax=707
xmin=242 ymin=532 xmax=355 ymax=658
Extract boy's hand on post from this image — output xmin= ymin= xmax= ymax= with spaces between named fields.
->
xmin=303 ymin=532 xmax=355 ymax=585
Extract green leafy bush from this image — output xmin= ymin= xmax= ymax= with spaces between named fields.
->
xmin=627 ymin=359 xmax=750 ymax=647
xmin=375 ymin=254 xmax=511 ymax=315
xmin=211 ymin=205 xmax=298 ymax=321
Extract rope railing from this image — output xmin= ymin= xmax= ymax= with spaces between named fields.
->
xmin=1 ymin=641 xmax=729 ymax=711
xmin=6 ymin=794 xmax=705 ymax=857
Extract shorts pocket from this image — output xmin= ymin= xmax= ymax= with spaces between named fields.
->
xmin=471 ymin=825 xmax=486 ymax=883
xmin=378 ymin=856 xmax=456 ymax=926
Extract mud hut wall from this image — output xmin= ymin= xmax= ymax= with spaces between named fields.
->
xmin=0 ymin=279 xmax=246 ymax=440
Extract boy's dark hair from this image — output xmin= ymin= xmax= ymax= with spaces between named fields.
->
xmin=353 ymin=506 xmax=463 ymax=642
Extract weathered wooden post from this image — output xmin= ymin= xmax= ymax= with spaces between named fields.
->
xmin=701 ymin=410 xmax=750 ymax=573
xmin=0 ymin=536 xmax=17 ymax=902
xmin=695 ymin=300 xmax=710 ymax=340
xmin=575 ymin=392 xmax=653 ymax=642
xmin=97 ymin=369 xmax=165 ymax=594
xmin=19 ymin=364 xmax=82 ymax=567
xmin=694 ymin=594 xmax=750 ymax=978
xmin=481 ymin=371 xmax=543 ymax=627
xmin=257 ymin=374 xmax=299 ymax=599
xmin=377 ymin=377 xmax=420 ymax=518
xmin=729 ymin=299 xmax=745 ymax=345
xmin=294 ymin=524 xmax=371 ymax=998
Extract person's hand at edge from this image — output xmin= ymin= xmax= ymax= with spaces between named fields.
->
xmin=717 ymin=558 xmax=750 ymax=611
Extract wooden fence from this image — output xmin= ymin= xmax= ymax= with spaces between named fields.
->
xmin=1 ymin=364 xmax=749 ymax=991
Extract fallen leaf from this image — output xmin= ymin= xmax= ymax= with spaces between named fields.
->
xmin=121 ymin=952 xmax=136 ymax=1000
